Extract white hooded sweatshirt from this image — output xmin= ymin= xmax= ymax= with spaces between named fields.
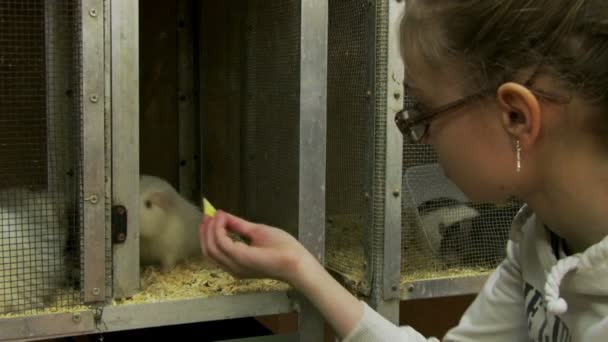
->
xmin=343 ymin=205 xmax=608 ymax=341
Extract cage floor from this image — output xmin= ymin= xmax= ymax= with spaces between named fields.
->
xmin=113 ymin=258 xmax=290 ymax=305
xmin=0 ymin=259 xmax=289 ymax=319
xmin=325 ymin=214 xmax=368 ymax=292
xmin=326 ymin=215 xmax=495 ymax=295
xmin=0 ymin=288 xmax=87 ymax=318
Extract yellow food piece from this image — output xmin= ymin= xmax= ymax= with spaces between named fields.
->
xmin=203 ymin=197 xmax=217 ymax=217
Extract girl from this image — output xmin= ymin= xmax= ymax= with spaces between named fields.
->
xmin=200 ymin=0 xmax=608 ymax=340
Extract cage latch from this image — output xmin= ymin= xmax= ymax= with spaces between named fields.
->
xmin=111 ymin=205 xmax=128 ymax=244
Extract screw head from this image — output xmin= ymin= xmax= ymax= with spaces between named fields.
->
xmin=89 ymin=95 xmax=99 ymax=103
xmin=117 ymin=232 xmax=126 ymax=242
xmin=408 ymin=284 xmax=415 ymax=292
xmin=72 ymin=312 xmax=81 ymax=322
xmin=92 ymin=288 xmax=100 ymax=296
xmin=89 ymin=8 xmax=98 ymax=17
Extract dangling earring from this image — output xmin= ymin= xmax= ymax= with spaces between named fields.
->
xmin=516 ymin=140 xmax=522 ymax=173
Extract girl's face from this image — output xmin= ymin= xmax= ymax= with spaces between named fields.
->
xmin=404 ymin=57 xmax=520 ymax=204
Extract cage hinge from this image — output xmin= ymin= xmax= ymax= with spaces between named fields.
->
xmin=111 ymin=205 xmax=128 ymax=244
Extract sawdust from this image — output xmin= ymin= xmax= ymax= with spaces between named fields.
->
xmin=326 ymin=213 xmax=496 ymax=293
xmin=0 ymin=288 xmax=88 ymax=318
xmin=325 ymin=214 xmax=368 ymax=292
xmin=113 ymin=258 xmax=290 ymax=305
xmin=0 ymin=258 xmax=290 ymax=319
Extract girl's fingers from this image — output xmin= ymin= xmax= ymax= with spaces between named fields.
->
xmin=223 ymin=212 xmax=259 ymax=238
xmin=199 ymin=216 xmax=213 ymax=256
xmin=203 ymin=213 xmax=251 ymax=277
xmin=206 ymin=222 xmax=241 ymax=273
xmin=216 ymin=223 xmax=253 ymax=267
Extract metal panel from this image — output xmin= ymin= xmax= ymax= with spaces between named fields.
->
xmin=297 ymin=0 xmax=328 ymax=340
xmin=377 ymin=0 xmax=406 ymax=322
xmin=400 ymin=275 xmax=489 ymax=300
xmin=100 ymin=291 xmax=294 ymax=333
xmin=110 ymin=0 xmax=140 ymax=299
xmin=82 ymin=0 xmax=107 ymax=303
xmin=177 ymin=0 xmax=198 ymax=202
xmin=0 ymin=291 xmax=294 ymax=341
xmin=0 ymin=311 xmax=95 ymax=341
xmin=366 ymin=0 xmax=401 ymax=323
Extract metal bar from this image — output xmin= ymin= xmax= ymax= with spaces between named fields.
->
xmin=0 ymin=311 xmax=95 ymax=342
xmin=380 ymin=0 xmax=405 ymax=307
xmin=100 ymin=291 xmax=294 ymax=333
xmin=0 ymin=291 xmax=295 ymax=341
xmin=366 ymin=0 xmax=405 ymax=323
xmin=400 ymin=274 xmax=490 ymax=300
xmin=361 ymin=0 xmax=377 ymax=297
xmin=297 ymin=0 xmax=328 ymax=341
xmin=82 ymin=0 xmax=107 ymax=303
xmin=104 ymin=0 xmax=113 ymax=300
xmin=367 ymin=0 xmax=402 ymax=323
xmin=110 ymin=0 xmax=140 ymax=299
xmin=177 ymin=0 xmax=198 ymax=202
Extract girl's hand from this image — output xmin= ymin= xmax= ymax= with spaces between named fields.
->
xmin=200 ymin=211 xmax=365 ymax=339
xmin=199 ymin=211 xmax=318 ymax=286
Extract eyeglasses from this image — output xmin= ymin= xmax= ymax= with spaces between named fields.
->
xmin=395 ymin=86 xmax=490 ymax=142
xmin=395 ymin=72 xmax=571 ymax=143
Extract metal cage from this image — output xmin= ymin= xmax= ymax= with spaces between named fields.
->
xmin=0 ymin=1 xmax=327 ymax=341
xmin=324 ymin=0 xmax=404 ymax=322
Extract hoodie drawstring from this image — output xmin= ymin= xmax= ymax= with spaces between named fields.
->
xmin=545 ymin=255 xmax=580 ymax=315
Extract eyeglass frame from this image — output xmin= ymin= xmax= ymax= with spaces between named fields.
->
xmin=394 ymin=71 xmax=572 ymax=143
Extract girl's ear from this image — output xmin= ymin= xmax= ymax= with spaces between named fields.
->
xmin=496 ymin=82 xmax=542 ymax=148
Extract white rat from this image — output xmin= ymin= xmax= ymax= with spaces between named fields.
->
xmin=139 ymin=174 xmax=204 ymax=273
xmin=0 ymin=188 xmax=69 ymax=314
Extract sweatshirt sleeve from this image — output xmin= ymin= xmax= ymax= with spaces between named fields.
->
xmin=443 ymin=239 xmax=528 ymax=341
xmin=342 ymin=240 xmax=528 ymax=342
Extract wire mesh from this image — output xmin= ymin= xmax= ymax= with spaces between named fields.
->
xmin=241 ymin=0 xmax=301 ymax=235
xmin=324 ymin=0 xmax=520 ymax=290
xmin=400 ymin=116 xmax=521 ymax=282
xmin=200 ymin=1 xmax=247 ymax=216
xmin=0 ymin=0 xmax=82 ymax=314
xmin=325 ymin=0 xmax=374 ymax=291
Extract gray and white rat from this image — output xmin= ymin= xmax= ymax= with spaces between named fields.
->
xmin=0 ymin=188 xmax=69 ymax=314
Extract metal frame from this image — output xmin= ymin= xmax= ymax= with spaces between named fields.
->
xmin=296 ymin=0 xmax=328 ymax=340
xmin=0 ymin=291 xmax=295 ymax=341
xmin=82 ymin=0 xmax=108 ymax=303
xmin=110 ymin=0 xmax=140 ymax=299
xmin=365 ymin=0 xmax=403 ymax=324
xmin=373 ymin=0 xmax=406 ymax=324
xmin=400 ymin=274 xmax=489 ymax=300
